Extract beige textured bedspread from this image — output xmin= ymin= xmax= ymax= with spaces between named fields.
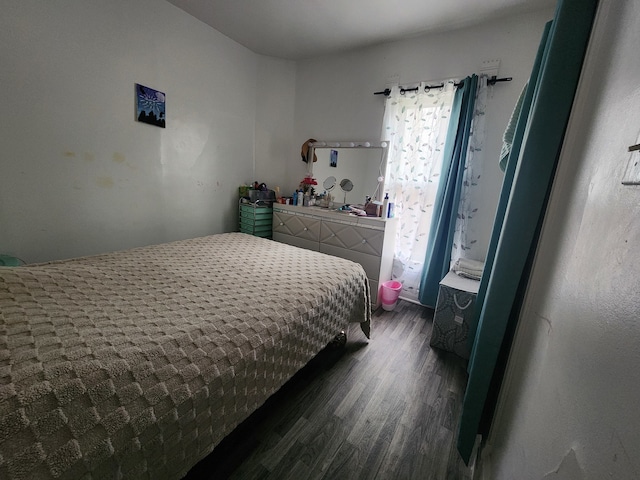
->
xmin=0 ymin=233 xmax=370 ymax=479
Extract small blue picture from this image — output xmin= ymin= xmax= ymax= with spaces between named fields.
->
xmin=136 ymin=84 xmax=165 ymax=128
xmin=330 ymin=149 xmax=338 ymax=167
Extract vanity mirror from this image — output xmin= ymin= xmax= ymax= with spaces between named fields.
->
xmin=307 ymin=141 xmax=388 ymax=205
xmin=339 ymin=178 xmax=354 ymax=204
xmin=323 ymin=175 xmax=337 ymax=192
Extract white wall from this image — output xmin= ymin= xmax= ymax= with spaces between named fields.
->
xmin=483 ymin=1 xmax=640 ymax=478
xmin=291 ymin=8 xmax=554 ymax=260
xmin=0 ymin=1 xmax=295 ymax=263
xmin=255 ymin=56 xmax=296 ymax=191
xmin=0 ymin=2 xmax=553 ymax=265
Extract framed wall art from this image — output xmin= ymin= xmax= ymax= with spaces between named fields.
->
xmin=136 ymin=84 xmax=165 ymax=128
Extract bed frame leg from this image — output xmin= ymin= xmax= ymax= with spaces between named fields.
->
xmin=328 ymin=330 xmax=347 ymax=349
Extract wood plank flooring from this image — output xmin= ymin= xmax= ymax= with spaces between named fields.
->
xmin=185 ymin=300 xmax=472 ymax=480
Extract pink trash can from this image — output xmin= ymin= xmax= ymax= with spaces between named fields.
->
xmin=380 ymin=280 xmax=403 ymax=311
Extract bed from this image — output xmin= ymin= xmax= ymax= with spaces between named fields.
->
xmin=0 ymin=233 xmax=371 ymax=479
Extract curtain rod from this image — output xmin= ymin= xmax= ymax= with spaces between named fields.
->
xmin=373 ymin=75 xmax=512 ymax=96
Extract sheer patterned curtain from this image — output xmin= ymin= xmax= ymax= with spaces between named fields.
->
xmin=419 ymin=75 xmax=478 ymax=306
xmin=451 ymin=75 xmax=489 ymax=262
xmin=381 ymin=82 xmax=456 ymax=302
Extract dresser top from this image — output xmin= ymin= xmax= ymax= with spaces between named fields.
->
xmin=273 ymin=204 xmax=397 ymax=228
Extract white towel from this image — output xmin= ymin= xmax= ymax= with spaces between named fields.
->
xmin=499 ymin=82 xmax=528 ymax=172
xmin=453 ymin=257 xmax=485 ymax=280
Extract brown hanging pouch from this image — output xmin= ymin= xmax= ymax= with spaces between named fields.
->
xmin=301 ymin=138 xmax=318 ymax=163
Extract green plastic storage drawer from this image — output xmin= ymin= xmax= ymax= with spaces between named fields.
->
xmin=239 ymin=202 xmax=272 ymax=238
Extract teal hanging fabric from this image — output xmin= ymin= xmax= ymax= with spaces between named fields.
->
xmin=418 ymin=75 xmax=478 ymax=307
xmin=465 ymin=21 xmax=552 ymax=366
xmin=456 ymin=0 xmax=598 ymax=464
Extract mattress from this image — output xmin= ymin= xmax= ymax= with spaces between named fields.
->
xmin=0 ymin=233 xmax=370 ymax=479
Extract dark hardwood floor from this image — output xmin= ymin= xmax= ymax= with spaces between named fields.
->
xmin=185 ymin=300 xmax=472 ymax=480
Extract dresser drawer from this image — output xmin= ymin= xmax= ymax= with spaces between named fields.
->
xmin=320 ymin=221 xmax=384 ymax=257
xmin=273 ymin=232 xmax=319 ymax=251
xmin=319 ymin=244 xmax=381 ymax=281
xmin=273 ymin=211 xmax=321 ymax=242
xmin=240 ymin=216 xmax=272 ymax=229
xmin=239 ymin=204 xmax=272 ymax=220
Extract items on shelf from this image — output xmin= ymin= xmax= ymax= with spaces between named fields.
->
xmin=239 ymin=181 xmax=276 ymax=205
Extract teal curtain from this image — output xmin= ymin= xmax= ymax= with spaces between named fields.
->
xmin=418 ymin=75 xmax=478 ymax=307
xmin=456 ymin=0 xmax=599 ymax=464
xmin=464 ymin=22 xmax=551 ymax=360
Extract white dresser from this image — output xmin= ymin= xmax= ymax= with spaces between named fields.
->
xmin=272 ymin=204 xmax=397 ymax=306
